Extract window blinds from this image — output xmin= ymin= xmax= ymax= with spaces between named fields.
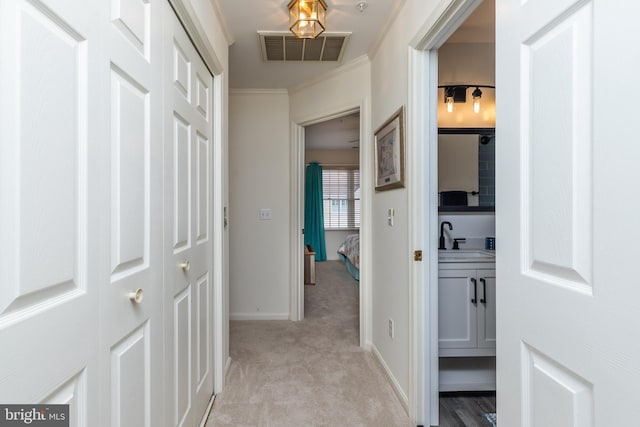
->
xmin=322 ymin=168 xmax=360 ymax=229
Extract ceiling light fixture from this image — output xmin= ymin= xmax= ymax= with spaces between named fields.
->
xmin=439 ymin=85 xmax=495 ymax=113
xmin=288 ymin=0 xmax=327 ymax=39
xmin=355 ymin=1 xmax=368 ymax=13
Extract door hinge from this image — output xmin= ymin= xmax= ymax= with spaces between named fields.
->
xmin=414 ymin=250 xmax=423 ymax=261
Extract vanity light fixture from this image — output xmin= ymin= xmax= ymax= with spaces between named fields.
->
xmin=439 ymin=85 xmax=495 ymax=113
xmin=472 ymin=87 xmax=482 ymax=113
xmin=288 ymin=0 xmax=327 ymax=39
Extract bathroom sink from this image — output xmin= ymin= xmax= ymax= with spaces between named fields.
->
xmin=438 ymin=249 xmax=495 ymax=262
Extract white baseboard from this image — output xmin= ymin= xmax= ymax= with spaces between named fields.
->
xmin=198 ymin=393 xmax=216 ymax=427
xmin=224 ymin=357 xmax=232 ymax=384
xmin=229 ymin=312 xmax=289 ymax=321
xmin=371 ymin=344 xmax=409 ymax=414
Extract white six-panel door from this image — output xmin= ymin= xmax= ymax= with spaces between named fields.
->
xmin=163 ymin=5 xmax=215 ymax=426
xmin=497 ymin=0 xmax=640 ymax=424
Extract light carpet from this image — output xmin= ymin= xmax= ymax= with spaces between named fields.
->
xmin=206 ymin=260 xmax=412 ymax=427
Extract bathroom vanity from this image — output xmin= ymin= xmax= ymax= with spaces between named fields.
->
xmin=439 ymin=250 xmax=496 ymax=391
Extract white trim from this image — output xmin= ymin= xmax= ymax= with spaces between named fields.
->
xmin=288 ymin=55 xmax=370 ymax=94
xmin=289 ymin=122 xmax=305 ymax=322
xmin=229 ymin=313 xmax=290 ymax=321
xmin=198 ymin=393 xmax=216 ymax=427
xmin=224 ymin=356 xmax=232 ymax=378
xmin=212 ymin=73 xmax=226 ymax=394
xmin=229 ymin=88 xmax=289 ymax=95
xmin=211 ymin=0 xmax=235 ymax=45
xmin=168 ymin=0 xmax=224 ymax=74
xmin=407 ymin=46 xmax=427 ymax=425
xmin=371 ymin=344 xmax=409 ymax=413
xmin=410 ymin=0 xmax=483 ymax=50
xmin=407 ymin=1 xmax=484 ymax=426
xmin=289 ymin=100 xmax=372 ymax=349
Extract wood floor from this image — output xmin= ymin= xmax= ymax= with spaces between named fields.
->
xmin=438 ymin=392 xmax=496 ymax=427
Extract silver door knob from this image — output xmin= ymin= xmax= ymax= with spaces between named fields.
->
xmin=129 ymin=288 xmax=144 ymax=304
xmin=180 ymin=260 xmax=191 ymax=272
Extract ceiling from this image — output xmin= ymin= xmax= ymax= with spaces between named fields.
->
xmin=216 ymin=0 xmax=402 ymax=89
xmin=305 ymin=112 xmax=360 ymax=151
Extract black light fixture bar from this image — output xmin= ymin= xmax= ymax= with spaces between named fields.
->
xmin=438 ymin=85 xmax=495 ymax=103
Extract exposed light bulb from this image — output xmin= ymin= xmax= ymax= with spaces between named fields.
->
xmin=446 ymin=97 xmax=454 ymax=113
xmin=472 ymin=87 xmax=482 ymax=114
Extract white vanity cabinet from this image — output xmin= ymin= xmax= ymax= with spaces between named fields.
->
xmin=438 ymin=267 xmax=496 ymax=356
xmin=438 ymin=253 xmax=496 ymax=391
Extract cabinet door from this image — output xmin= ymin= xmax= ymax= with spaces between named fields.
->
xmin=438 ymin=270 xmax=477 ymax=349
xmin=477 ymin=269 xmax=496 ymax=348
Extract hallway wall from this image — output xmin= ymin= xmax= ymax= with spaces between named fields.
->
xmin=369 ymin=0 xmax=444 ymax=406
xmin=228 ymin=90 xmax=291 ymax=319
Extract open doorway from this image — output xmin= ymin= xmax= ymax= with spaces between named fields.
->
xmin=302 ymin=112 xmax=361 ymax=343
xmin=435 ymin=1 xmax=497 ymax=425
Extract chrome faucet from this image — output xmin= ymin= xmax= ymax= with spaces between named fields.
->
xmin=439 ymin=221 xmax=452 ymax=250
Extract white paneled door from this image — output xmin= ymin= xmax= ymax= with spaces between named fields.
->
xmin=497 ymin=0 xmax=640 ymax=425
xmin=0 ymin=0 xmax=215 ymax=426
xmin=0 ymin=0 xmax=103 ymax=422
xmin=99 ymin=1 xmax=164 ymax=426
xmin=163 ymin=5 xmax=215 ymax=427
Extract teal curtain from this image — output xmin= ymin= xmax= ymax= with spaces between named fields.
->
xmin=304 ymin=162 xmax=327 ymax=261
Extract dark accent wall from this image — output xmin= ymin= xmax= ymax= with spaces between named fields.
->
xmin=478 ymin=135 xmax=495 ymax=206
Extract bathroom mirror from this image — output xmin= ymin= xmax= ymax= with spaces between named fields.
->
xmin=438 ymin=127 xmax=495 ymax=212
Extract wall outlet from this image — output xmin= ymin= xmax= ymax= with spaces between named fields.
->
xmin=388 ymin=318 xmax=394 ymax=339
xmin=259 ymin=208 xmax=272 ymax=220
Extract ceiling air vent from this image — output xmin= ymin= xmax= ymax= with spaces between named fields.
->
xmin=258 ymin=31 xmax=351 ymax=62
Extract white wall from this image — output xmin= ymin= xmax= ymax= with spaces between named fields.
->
xmin=229 ymin=90 xmax=290 ymax=319
xmin=305 ymin=149 xmax=359 ymax=166
xmin=369 ymin=0 xmax=442 ymax=405
xmin=305 ymin=149 xmax=359 ymax=261
xmin=289 ymin=56 xmax=371 ymax=123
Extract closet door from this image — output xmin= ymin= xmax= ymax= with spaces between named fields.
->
xmin=0 ymin=0 xmax=103 ymax=422
xmin=98 ymin=0 xmax=164 ymax=426
xmin=163 ymin=5 xmax=215 ymax=427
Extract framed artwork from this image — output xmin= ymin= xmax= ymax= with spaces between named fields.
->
xmin=374 ymin=106 xmax=405 ymax=191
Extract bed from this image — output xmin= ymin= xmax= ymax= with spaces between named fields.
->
xmin=337 ymin=234 xmax=360 ymax=281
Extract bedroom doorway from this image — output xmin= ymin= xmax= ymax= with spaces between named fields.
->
xmin=302 ymin=111 xmax=361 ymax=341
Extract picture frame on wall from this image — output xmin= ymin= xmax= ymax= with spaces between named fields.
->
xmin=374 ymin=106 xmax=405 ymax=191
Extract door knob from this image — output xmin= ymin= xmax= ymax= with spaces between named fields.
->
xmin=180 ymin=260 xmax=191 ymax=272
xmin=129 ymin=288 xmax=144 ymax=304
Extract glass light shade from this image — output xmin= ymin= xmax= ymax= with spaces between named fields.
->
xmin=446 ymin=97 xmax=454 ymax=113
xmin=472 ymin=87 xmax=482 ymax=114
xmin=288 ymin=0 xmax=327 ymax=39
xmin=473 ymin=98 xmax=481 ymax=113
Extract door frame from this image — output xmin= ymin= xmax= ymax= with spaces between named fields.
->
xmin=289 ymin=99 xmax=372 ymax=349
xmin=407 ymin=0 xmax=484 ymax=424
xmin=168 ymin=0 xmax=227 ymax=396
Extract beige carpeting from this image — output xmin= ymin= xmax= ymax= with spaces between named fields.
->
xmin=206 ymin=260 xmax=413 ymax=427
